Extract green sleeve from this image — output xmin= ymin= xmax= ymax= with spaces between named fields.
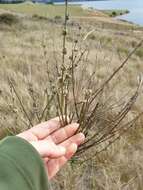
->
xmin=0 ymin=136 xmax=49 ymax=190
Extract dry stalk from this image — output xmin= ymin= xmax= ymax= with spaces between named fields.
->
xmin=8 ymin=79 xmax=33 ymax=128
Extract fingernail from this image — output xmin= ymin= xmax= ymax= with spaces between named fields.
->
xmin=58 ymin=146 xmax=66 ymax=154
xmin=79 ymin=133 xmax=85 ymax=140
xmin=71 ymin=143 xmax=78 ymax=152
xmin=71 ymin=123 xmax=79 ymax=128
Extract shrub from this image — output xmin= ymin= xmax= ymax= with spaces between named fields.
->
xmin=0 ymin=13 xmax=19 ymax=25
xmin=111 ymin=11 xmax=117 ymax=17
xmin=54 ymin=15 xmax=62 ymax=20
xmin=32 ymin=14 xmax=47 ymax=21
xmin=125 ymin=10 xmax=130 ymax=14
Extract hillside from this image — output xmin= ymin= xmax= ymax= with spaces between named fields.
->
xmin=0 ymin=2 xmax=140 ymax=29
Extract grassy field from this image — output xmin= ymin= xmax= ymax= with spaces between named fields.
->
xmin=0 ymin=3 xmax=143 ymax=190
xmin=0 ymin=2 xmax=95 ymax=17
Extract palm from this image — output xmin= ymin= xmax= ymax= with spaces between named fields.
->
xmin=17 ymin=117 xmax=84 ymax=179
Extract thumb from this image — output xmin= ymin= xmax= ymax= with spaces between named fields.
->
xmin=30 ymin=140 xmax=66 ymax=158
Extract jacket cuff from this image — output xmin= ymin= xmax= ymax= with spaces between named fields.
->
xmin=0 ymin=136 xmax=49 ymax=190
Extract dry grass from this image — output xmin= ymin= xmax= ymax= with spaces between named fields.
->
xmin=0 ymin=2 xmax=98 ymax=18
xmin=0 ymin=9 xmax=143 ymax=190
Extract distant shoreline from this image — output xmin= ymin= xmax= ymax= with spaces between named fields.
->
xmin=85 ymin=6 xmax=130 ymax=17
xmin=100 ymin=9 xmax=130 ymax=17
xmin=0 ymin=1 xmax=142 ymax=28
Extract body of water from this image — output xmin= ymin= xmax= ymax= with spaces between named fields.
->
xmin=71 ymin=0 xmax=143 ymax=26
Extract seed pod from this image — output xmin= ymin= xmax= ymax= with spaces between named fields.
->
xmin=62 ymin=30 xmax=67 ymax=36
xmin=63 ymin=48 xmax=67 ymax=55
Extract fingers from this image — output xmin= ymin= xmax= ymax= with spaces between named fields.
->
xmin=46 ymin=143 xmax=77 ymax=179
xmin=29 ymin=117 xmax=61 ymax=139
xmin=30 ymin=140 xmax=66 ymax=158
xmin=18 ymin=116 xmax=81 ymax=144
xmin=46 ymin=123 xmax=79 ymax=144
xmin=60 ymin=133 xmax=85 ymax=147
xmin=45 ymin=133 xmax=85 ymax=179
xmin=30 ymin=131 xmax=84 ymax=159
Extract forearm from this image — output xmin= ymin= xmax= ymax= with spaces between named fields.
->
xmin=0 ymin=136 xmax=49 ymax=190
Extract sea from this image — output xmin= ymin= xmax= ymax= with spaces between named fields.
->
xmin=69 ymin=0 xmax=143 ymax=26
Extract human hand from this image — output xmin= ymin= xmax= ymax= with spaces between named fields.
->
xmin=17 ymin=117 xmax=85 ymax=179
